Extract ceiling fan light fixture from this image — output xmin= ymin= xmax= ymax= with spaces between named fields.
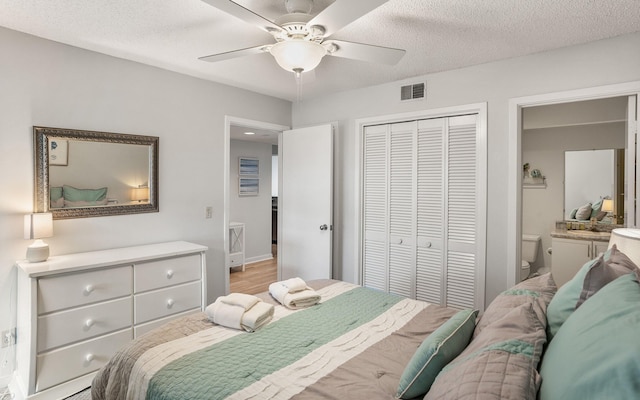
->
xmin=269 ymin=40 xmax=327 ymax=74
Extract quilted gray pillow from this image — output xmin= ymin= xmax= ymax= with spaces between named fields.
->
xmin=574 ymin=203 xmax=592 ymax=220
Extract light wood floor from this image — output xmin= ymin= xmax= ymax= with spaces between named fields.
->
xmin=229 ymin=246 xmax=277 ymax=295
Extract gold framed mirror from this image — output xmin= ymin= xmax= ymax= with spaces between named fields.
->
xmin=34 ymin=126 xmax=159 ymax=219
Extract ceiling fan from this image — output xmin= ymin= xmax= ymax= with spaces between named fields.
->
xmin=199 ymin=0 xmax=406 ymax=77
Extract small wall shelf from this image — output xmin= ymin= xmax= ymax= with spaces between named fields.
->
xmin=523 ymin=183 xmax=547 ymax=189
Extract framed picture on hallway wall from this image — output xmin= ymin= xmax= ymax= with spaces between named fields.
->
xmin=239 ymin=157 xmax=259 ymax=176
xmin=239 ymin=177 xmax=259 ymax=196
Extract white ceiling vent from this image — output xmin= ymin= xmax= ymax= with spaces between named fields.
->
xmin=401 ymin=82 xmax=426 ymax=101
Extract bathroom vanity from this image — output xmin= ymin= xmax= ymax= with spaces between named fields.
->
xmin=550 ymin=229 xmax=610 ymax=287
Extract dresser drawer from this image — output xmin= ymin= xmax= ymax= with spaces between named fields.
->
xmin=36 ymin=328 xmax=132 ymax=392
xmin=134 ymin=254 xmax=201 ymax=293
xmin=229 ymin=253 xmax=244 ymax=267
xmin=134 ymin=281 xmax=202 ymax=324
xmin=38 ymin=266 xmax=132 ymax=314
xmin=37 ymin=297 xmax=132 ymax=352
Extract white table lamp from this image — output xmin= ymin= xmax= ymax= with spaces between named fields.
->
xmin=24 ymin=212 xmax=53 ymax=262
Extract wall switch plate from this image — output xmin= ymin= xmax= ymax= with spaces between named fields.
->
xmin=1 ymin=329 xmax=15 ymax=348
xmin=205 ymin=206 xmax=213 ymax=219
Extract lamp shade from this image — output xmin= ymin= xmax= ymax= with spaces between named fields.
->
xmin=269 ymin=40 xmax=327 ymax=73
xmin=24 ymin=213 xmax=53 ymax=240
xmin=131 ymin=186 xmax=149 ymax=201
xmin=608 ymin=228 xmax=640 ymax=267
xmin=601 ymin=199 xmax=614 ymax=213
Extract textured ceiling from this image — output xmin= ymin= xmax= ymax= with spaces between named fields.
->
xmin=1 ymin=0 xmax=640 ymax=102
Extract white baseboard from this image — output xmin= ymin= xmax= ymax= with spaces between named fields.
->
xmin=244 ymin=253 xmax=274 ymax=265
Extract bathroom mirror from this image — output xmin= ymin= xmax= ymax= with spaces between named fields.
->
xmin=564 ymin=149 xmax=624 ymax=224
xmin=34 ymin=126 xmax=159 ymax=219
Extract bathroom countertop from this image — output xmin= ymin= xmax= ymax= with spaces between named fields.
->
xmin=550 ymin=229 xmax=611 ymax=241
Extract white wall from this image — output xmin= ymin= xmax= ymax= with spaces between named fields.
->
xmin=0 ymin=26 xmax=290 ymax=376
xmin=522 ymin=123 xmax=625 ymax=272
xmin=229 ymin=139 xmax=273 ymax=262
xmin=291 ymin=32 xmax=640 ymax=305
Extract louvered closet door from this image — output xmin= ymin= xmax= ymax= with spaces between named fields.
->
xmin=415 ymin=119 xmax=445 ymax=304
xmin=445 ymin=114 xmax=479 ymax=309
xmin=388 ymin=122 xmax=417 ymax=298
xmin=362 ymin=125 xmax=389 ymax=291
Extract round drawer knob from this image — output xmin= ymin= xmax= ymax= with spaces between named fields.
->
xmin=167 ymin=299 xmax=175 ymax=308
xmin=84 ymin=284 xmax=95 ymax=295
xmin=426 ymin=242 xmax=432 ymax=248
xmin=85 ymin=354 xmax=94 ymax=363
xmin=85 ymin=319 xmax=95 ymax=328
xmin=166 ymin=269 xmax=174 ymax=279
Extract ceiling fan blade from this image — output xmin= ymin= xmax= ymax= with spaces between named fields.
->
xmin=201 ymin=0 xmax=283 ymax=34
xmin=307 ymin=0 xmax=389 ymax=38
xmin=325 ymin=40 xmax=405 ymax=65
xmin=199 ymin=45 xmax=268 ymax=63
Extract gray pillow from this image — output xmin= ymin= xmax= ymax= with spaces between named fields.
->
xmin=576 ymin=244 xmax=640 ymax=307
xmin=574 ymin=203 xmax=592 ymax=220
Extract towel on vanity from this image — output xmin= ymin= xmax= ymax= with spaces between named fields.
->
xmin=269 ymin=278 xmax=321 ymax=309
xmin=205 ymin=293 xmax=274 ymax=332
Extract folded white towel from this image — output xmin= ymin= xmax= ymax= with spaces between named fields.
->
xmin=205 ymin=299 xmax=244 ymax=330
xmin=283 ymin=289 xmax=321 ymax=309
xmin=279 ymin=277 xmax=308 ymax=293
xmin=206 ymin=295 xmax=274 ymax=332
xmin=220 ymin=293 xmax=260 ymax=310
xmin=241 ymin=301 xmax=274 ymax=332
xmin=269 ymin=279 xmax=321 ymax=309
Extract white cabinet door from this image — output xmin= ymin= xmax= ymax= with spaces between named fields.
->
xmin=363 ymin=124 xmax=389 ymax=291
xmin=388 ymin=121 xmax=417 ymax=298
xmin=551 ymin=238 xmax=591 ymax=287
xmin=445 ymin=115 xmax=480 ymax=309
xmin=416 ymin=118 xmax=445 ymax=304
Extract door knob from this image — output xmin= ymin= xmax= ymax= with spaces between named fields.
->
xmin=319 ymin=224 xmax=328 ymax=231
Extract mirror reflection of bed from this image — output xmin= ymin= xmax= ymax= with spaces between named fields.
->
xmin=49 ymin=140 xmax=150 ymax=209
xmin=564 ymin=149 xmax=624 ymax=225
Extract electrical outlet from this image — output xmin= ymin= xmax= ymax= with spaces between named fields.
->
xmin=205 ymin=206 xmax=213 ymax=219
xmin=1 ymin=329 xmax=15 ymax=348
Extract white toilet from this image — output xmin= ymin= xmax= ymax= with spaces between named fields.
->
xmin=521 ymin=234 xmax=541 ymax=281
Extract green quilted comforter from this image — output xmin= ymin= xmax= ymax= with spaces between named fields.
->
xmin=92 ymin=280 xmax=457 ymax=400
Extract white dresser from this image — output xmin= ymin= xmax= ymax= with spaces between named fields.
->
xmin=12 ymin=241 xmax=207 ymax=400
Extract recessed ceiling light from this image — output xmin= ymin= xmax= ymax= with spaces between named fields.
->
xmin=244 ymin=131 xmax=255 ymax=135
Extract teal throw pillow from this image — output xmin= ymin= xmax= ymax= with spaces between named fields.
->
xmin=590 ymin=199 xmax=603 ymax=218
xmin=547 ymin=245 xmax=638 ymax=339
xmin=396 ymin=309 xmax=478 ymax=399
xmin=63 ymin=185 xmax=107 ymax=202
xmin=546 ymin=257 xmax=600 ymax=339
xmin=50 ymin=186 xmax=63 ymax=201
xmin=539 ymin=273 xmax=640 ymax=400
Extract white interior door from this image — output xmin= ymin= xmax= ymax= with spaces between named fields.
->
xmin=279 ymin=124 xmax=333 ymax=281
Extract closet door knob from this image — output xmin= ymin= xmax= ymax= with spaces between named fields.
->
xmin=84 ymin=284 xmax=95 ymax=295
xmin=319 ymin=224 xmax=328 ymax=231
xmin=166 ymin=269 xmax=174 ymax=279
xmin=167 ymin=299 xmax=175 ymax=308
